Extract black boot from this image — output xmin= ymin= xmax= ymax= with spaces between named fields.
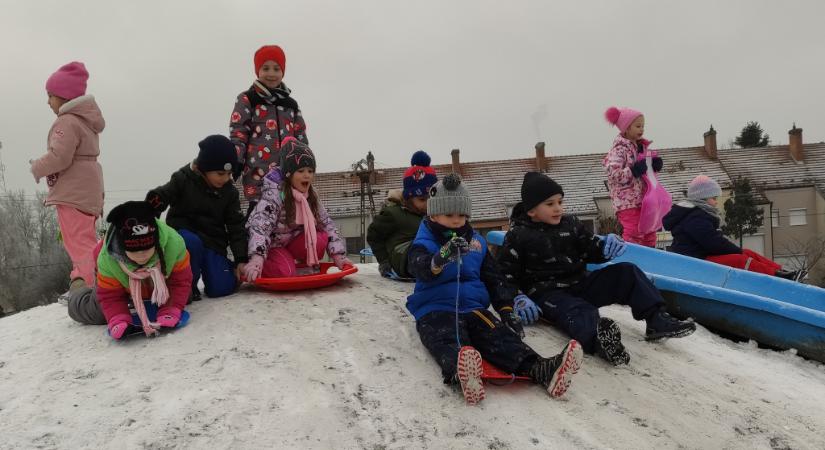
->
xmin=645 ymin=308 xmax=696 ymax=341
xmin=528 ymin=340 xmax=583 ymax=398
xmin=776 ymin=269 xmax=807 ymax=282
xmin=596 ymin=317 xmax=630 ymax=366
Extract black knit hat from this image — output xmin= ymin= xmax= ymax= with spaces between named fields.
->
xmin=521 ymin=172 xmax=564 ymax=211
xmin=280 ymin=137 xmax=316 ymax=178
xmin=106 ymin=201 xmax=158 ymax=251
xmin=196 ymin=135 xmax=237 ymax=173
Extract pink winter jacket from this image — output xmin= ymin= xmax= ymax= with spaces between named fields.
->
xmin=31 ymin=95 xmax=105 ymax=216
xmin=602 ymin=135 xmax=649 ymax=212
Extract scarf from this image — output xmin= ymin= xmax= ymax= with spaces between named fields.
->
xmin=252 ymin=80 xmax=300 ymax=111
xmin=117 ymin=260 xmax=169 ymax=337
xmin=686 ymin=199 xmax=722 ymax=224
xmin=292 ymin=188 xmax=319 ymax=267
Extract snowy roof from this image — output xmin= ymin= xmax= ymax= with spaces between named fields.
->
xmin=716 ymin=143 xmax=825 ymax=193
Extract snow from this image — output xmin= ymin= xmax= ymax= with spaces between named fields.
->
xmin=1 ymin=264 xmax=824 ymax=449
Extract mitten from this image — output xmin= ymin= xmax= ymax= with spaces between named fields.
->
xmin=431 ymin=236 xmax=469 ymax=270
xmin=514 ymin=294 xmax=541 ymax=324
xmin=156 ymin=307 xmax=182 ymax=328
xmin=651 ymin=156 xmax=663 ymax=172
xmin=600 ymin=234 xmax=627 ymax=259
xmin=630 ymin=160 xmax=647 ymax=178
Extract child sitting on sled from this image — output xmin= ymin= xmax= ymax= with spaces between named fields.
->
xmin=406 ymin=173 xmax=583 ymax=405
xmin=367 ymin=151 xmax=437 ymax=279
xmin=663 ymin=175 xmax=804 ymax=281
xmin=67 ymin=201 xmax=193 ymax=339
xmin=243 ymin=138 xmax=351 ymax=281
xmin=497 ymin=172 xmax=696 ymax=367
xmin=146 ymin=135 xmax=248 ymax=302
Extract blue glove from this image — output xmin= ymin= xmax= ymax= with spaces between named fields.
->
xmin=514 ymin=294 xmax=541 ymax=325
xmin=601 ymin=234 xmax=627 ymax=259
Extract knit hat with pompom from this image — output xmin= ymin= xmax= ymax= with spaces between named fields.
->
xmin=402 ymin=151 xmax=438 ymax=199
xmin=604 ymin=106 xmax=643 ymax=133
xmin=427 ymin=173 xmax=472 ymax=217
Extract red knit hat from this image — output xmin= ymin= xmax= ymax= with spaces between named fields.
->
xmin=254 ymin=45 xmax=286 ymax=75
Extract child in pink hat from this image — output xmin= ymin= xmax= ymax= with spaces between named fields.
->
xmin=30 ymin=61 xmax=106 ymax=301
xmin=601 ymin=106 xmax=664 ymax=247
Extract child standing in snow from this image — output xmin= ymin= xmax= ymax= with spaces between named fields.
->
xmin=67 ymin=201 xmax=192 ymax=339
xmin=602 ymin=106 xmax=664 ymax=247
xmin=230 ymin=45 xmax=308 ymax=216
xmin=367 ymin=151 xmax=437 ymax=279
xmin=30 ymin=61 xmax=105 ymax=297
xmin=406 ymin=174 xmax=583 ymax=405
xmin=497 ymin=172 xmax=696 ymax=366
xmin=242 ymin=138 xmax=351 ymax=280
xmin=663 ymin=175 xmax=803 ymax=281
xmin=145 ymin=135 xmax=248 ymax=302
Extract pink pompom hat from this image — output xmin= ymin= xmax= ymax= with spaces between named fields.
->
xmin=604 ymin=106 xmax=643 ymax=133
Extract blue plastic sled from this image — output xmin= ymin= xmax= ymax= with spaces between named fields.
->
xmin=107 ymin=301 xmax=191 ymax=339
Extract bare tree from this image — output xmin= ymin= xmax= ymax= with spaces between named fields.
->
xmin=779 ymin=237 xmax=825 ymax=285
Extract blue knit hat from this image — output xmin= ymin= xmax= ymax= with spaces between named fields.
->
xmin=403 ymin=151 xmax=438 ymax=198
xmin=196 ymin=135 xmax=237 ymax=173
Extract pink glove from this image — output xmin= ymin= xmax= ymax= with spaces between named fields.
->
xmin=332 ymin=254 xmax=353 ymax=269
xmin=156 ymin=306 xmax=182 ymax=328
xmin=243 ymin=254 xmax=264 ymax=281
xmin=108 ymin=320 xmax=131 ymax=340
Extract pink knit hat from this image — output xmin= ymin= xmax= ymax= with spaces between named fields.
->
xmin=604 ymin=106 xmax=643 ymax=133
xmin=45 ymin=61 xmax=88 ymax=100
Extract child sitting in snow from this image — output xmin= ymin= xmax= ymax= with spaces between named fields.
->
xmin=406 ymin=173 xmax=583 ymax=405
xmin=497 ymin=172 xmax=696 ymax=366
xmin=367 ymin=151 xmax=437 ymax=279
xmin=230 ymin=45 xmax=308 ymax=216
xmin=146 ymin=135 xmax=248 ymax=302
xmin=663 ymin=175 xmax=803 ymax=281
xmin=30 ymin=62 xmax=105 ymax=299
xmin=242 ymin=138 xmax=351 ymax=280
xmin=602 ymin=106 xmax=665 ymax=247
xmin=67 ymin=201 xmax=192 ymax=339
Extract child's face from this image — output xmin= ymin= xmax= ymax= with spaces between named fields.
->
xmin=527 ymin=193 xmax=564 ymax=225
xmin=407 ymin=196 xmax=428 ymax=214
xmin=623 ymin=115 xmax=645 ymax=141
xmin=289 ymin=167 xmax=315 ymax=193
xmin=706 ymin=197 xmax=718 ymax=207
xmin=430 ymin=213 xmax=467 ymax=229
xmin=203 ymin=170 xmax=233 ymax=189
xmin=47 ymin=94 xmax=66 ymax=115
xmin=257 ymin=61 xmax=284 ymax=89
xmin=125 ymin=248 xmax=156 ymax=266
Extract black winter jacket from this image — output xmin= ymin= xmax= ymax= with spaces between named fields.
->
xmin=662 ymin=202 xmax=741 ymax=259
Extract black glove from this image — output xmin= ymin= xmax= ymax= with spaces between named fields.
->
xmin=499 ymin=307 xmax=525 ymax=338
xmin=651 ymin=156 xmax=663 ymax=172
xmin=630 ymin=160 xmax=647 ymax=178
xmin=431 ymin=236 xmax=470 ymax=270
xmin=378 ymin=261 xmax=393 ymax=278
xmin=145 ymin=192 xmax=166 ymax=218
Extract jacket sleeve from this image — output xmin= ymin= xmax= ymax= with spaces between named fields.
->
xmin=31 ymin=118 xmax=80 ymax=182
xmin=318 ymin=202 xmax=347 ymax=257
xmin=225 ymin=191 xmax=249 ymax=263
xmin=229 ymin=92 xmax=253 ymax=168
xmin=683 ymin=214 xmax=743 ymax=256
xmin=295 ymin=110 xmax=309 ymax=145
xmin=95 ymin=271 xmax=132 ymax=327
xmin=481 ymin=252 xmax=516 ymax=311
xmin=246 ymin=184 xmax=282 ymax=258
xmin=145 ymin=170 xmax=184 ymax=215
xmin=407 ymin=243 xmax=438 ymax=282
xmin=575 ymin=218 xmax=609 ymax=264
xmin=366 ymin=207 xmax=395 ymax=264
xmin=604 ymin=142 xmax=635 ymax=187
xmin=495 ymin=230 xmax=525 ymax=297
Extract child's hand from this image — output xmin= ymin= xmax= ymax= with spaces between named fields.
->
xmin=652 ymin=156 xmax=663 ymax=172
xmin=235 ymin=263 xmax=247 ymax=281
xmin=514 ymin=294 xmax=541 ymax=325
xmin=601 ymin=234 xmax=627 ymax=259
xmin=498 ymin=307 xmax=525 ymax=337
xmin=630 ymin=160 xmax=647 ymax=178
xmin=333 ymin=254 xmax=353 ymax=270
xmin=243 ymin=255 xmax=264 ymax=281
xmin=432 ymin=236 xmax=469 ymax=269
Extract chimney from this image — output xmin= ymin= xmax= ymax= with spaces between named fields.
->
xmin=451 ymin=148 xmax=462 ymax=175
xmin=789 ymin=123 xmax=804 ymax=162
xmin=703 ymin=125 xmax=718 ymax=159
xmin=535 ymin=141 xmax=547 ymax=172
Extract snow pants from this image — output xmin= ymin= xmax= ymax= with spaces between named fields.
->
xmin=534 ymin=263 xmax=663 ymax=353
xmin=416 ymin=309 xmax=538 ymax=383
xmin=705 ymin=249 xmax=781 ymax=276
xmin=178 ymin=230 xmax=237 ymax=298
xmin=56 ymin=205 xmax=98 ymax=286
xmin=617 ymin=207 xmax=657 ymax=248
xmin=67 ymin=286 xmax=106 ymax=325
xmin=262 ymin=231 xmax=329 ymax=278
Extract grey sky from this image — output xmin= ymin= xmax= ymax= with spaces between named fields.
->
xmin=1 ymin=0 xmax=823 ymax=206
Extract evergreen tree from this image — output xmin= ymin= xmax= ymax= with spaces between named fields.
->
xmin=722 ymin=177 xmax=764 ymax=247
xmin=735 ymin=121 xmax=770 ymax=148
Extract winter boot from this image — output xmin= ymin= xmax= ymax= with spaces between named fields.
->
xmin=58 ymin=278 xmax=87 ymax=306
xmin=595 ymin=317 xmax=630 ymax=366
xmin=529 ymin=339 xmax=583 ymax=398
xmin=188 ymin=286 xmax=202 ymax=305
xmin=645 ymin=309 xmax=696 ymax=341
xmin=456 ymin=346 xmax=485 ymax=405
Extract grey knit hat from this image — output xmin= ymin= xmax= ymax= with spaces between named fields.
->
xmin=427 ymin=173 xmax=472 ymax=217
xmin=687 ymin=175 xmax=722 ymax=200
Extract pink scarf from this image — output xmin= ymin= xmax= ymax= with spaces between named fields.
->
xmin=292 ymin=188 xmax=319 ymax=267
xmin=118 ymin=261 xmax=169 ymax=337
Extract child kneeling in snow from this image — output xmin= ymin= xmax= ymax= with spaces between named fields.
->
xmin=243 ymin=138 xmax=351 ymax=281
xmin=406 ymin=174 xmax=583 ymax=405
xmin=497 ymin=172 xmax=696 ymax=367
xmin=67 ymin=201 xmax=192 ymax=339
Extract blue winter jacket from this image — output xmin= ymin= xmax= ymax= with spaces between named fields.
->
xmin=662 ymin=202 xmax=742 ymax=258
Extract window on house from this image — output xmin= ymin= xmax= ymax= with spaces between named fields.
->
xmin=771 ymin=210 xmax=779 ymax=228
xmin=742 ymin=234 xmax=765 ymax=254
xmin=788 ymin=209 xmax=807 ymax=226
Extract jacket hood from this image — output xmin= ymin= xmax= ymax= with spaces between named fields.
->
xmin=58 ymin=95 xmax=105 ymax=133
xmin=662 ymin=201 xmax=696 ymax=231
xmin=386 ymin=188 xmax=404 ymax=205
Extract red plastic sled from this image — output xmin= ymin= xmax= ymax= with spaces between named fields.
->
xmin=482 ymin=360 xmax=530 ymax=384
xmin=252 ymin=262 xmax=358 ymax=291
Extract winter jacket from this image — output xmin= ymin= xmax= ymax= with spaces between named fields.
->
xmin=497 ymin=203 xmax=608 ymax=297
xmin=405 ymin=219 xmax=514 ymax=321
xmin=229 ymin=82 xmax=308 ymax=201
xmin=146 ymin=164 xmax=248 ymax=262
xmin=246 ymin=171 xmax=346 ymax=259
xmin=662 ymin=201 xmax=742 ymax=259
xmin=603 ymin=136 xmax=651 ymax=212
xmin=366 ymin=189 xmax=425 ymax=265
xmin=30 ymin=95 xmax=105 ymax=216
xmin=95 ymin=220 xmax=192 ymax=329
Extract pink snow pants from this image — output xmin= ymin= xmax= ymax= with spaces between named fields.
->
xmin=56 ymin=205 xmax=98 ymax=286
xmin=617 ymin=207 xmax=657 ymax=248
xmin=261 ymin=231 xmax=329 ymax=278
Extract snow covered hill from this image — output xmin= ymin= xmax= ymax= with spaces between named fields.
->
xmin=1 ymin=264 xmax=824 ymax=449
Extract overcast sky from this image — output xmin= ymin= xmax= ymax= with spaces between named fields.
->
xmin=1 ymin=0 xmax=823 ymax=205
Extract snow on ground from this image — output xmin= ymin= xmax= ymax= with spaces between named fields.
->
xmin=1 ymin=264 xmax=824 ymax=450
